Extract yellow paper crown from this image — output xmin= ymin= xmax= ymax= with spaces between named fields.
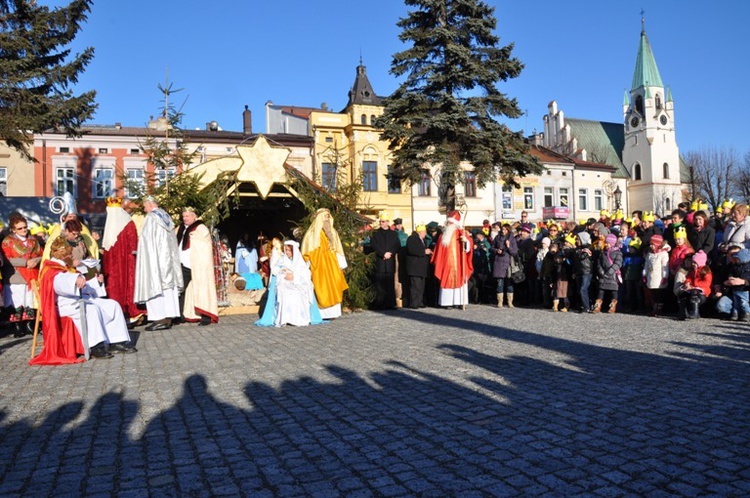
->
xmin=564 ymin=233 xmax=577 ymax=246
xmin=600 ymin=209 xmax=611 ymax=218
xmin=415 ymin=224 xmax=426 ymax=232
xmin=546 ymin=220 xmax=559 ymax=230
xmin=629 ymin=237 xmax=642 ymax=249
xmin=614 ymin=209 xmax=624 ymax=220
xmin=722 ymin=198 xmax=736 ymax=210
xmin=106 ymin=196 xmax=123 ymax=207
xmin=691 ymin=199 xmax=709 ymax=212
xmin=579 ymin=219 xmax=587 ymax=226
xmin=624 ymin=217 xmax=634 ymax=226
xmin=674 ymin=225 xmax=687 ymax=239
xmin=379 ymin=211 xmax=390 ymax=221
xmin=30 ymin=224 xmax=46 ymax=236
xmin=642 ymin=211 xmax=655 ymax=222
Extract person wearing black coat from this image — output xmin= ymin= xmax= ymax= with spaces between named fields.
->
xmin=369 ymin=215 xmax=402 ymax=309
xmin=688 ymin=210 xmax=715 ymax=260
xmin=404 ymin=225 xmax=433 ymax=308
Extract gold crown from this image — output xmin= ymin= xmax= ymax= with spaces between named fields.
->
xmin=600 ymin=209 xmax=611 ymax=218
xmin=564 ymin=233 xmax=578 ymax=246
xmin=642 ymin=211 xmax=655 ymax=222
xmin=691 ymin=199 xmax=709 ymax=212
xmin=722 ymin=198 xmax=736 ymax=210
xmin=614 ymin=209 xmax=624 ymax=220
xmin=106 ymin=196 xmax=123 ymax=207
xmin=624 ymin=217 xmax=634 ymax=225
xmin=629 ymin=237 xmax=642 ymax=249
xmin=674 ymin=225 xmax=688 ymax=239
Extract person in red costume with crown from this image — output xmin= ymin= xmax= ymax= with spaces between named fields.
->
xmin=101 ymin=196 xmax=143 ymax=325
xmin=430 ymin=210 xmax=474 ymax=309
xmin=30 ymin=237 xmax=136 ymax=365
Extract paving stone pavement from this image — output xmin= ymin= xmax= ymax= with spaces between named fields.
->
xmin=1 ymin=306 xmax=749 ymax=497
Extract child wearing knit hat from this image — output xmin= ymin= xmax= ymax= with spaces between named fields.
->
xmin=592 ymin=233 xmax=623 ymax=313
xmin=676 ymin=251 xmax=712 ymax=320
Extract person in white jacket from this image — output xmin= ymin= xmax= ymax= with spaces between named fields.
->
xmin=273 ymin=241 xmax=315 ymax=327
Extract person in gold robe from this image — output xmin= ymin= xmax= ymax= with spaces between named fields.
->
xmin=301 ymin=208 xmax=348 ymax=319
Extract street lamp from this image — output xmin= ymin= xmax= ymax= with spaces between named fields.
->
xmin=614 ymin=185 xmax=622 ymax=210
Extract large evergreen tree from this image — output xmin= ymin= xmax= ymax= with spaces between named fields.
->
xmin=0 ymin=0 xmax=96 ymax=158
xmin=378 ymin=0 xmax=541 ymax=211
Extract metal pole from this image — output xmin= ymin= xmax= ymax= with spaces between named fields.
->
xmin=78 ymin=295 xmax=89 ymax=360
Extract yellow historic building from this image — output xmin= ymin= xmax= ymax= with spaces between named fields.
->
xmin=308 ymin=63 xmax=412 ymax=228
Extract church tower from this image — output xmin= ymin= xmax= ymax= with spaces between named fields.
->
xmin=622 ymin=20 xmax=682 ymax=214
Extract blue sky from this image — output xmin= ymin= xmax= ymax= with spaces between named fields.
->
xmin=62 ymin=0 xmax=748 ymax=157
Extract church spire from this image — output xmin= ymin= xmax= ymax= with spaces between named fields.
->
xmin=347 ymin=60 xmax=381 ymax=107
xmin=631 ymin=21 xmax=664 ymax=91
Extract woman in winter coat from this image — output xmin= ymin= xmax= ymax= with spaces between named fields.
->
xmin=687 ymin=210 xmax=715 ymax=259
xmin=492 ymin=223 xmax=518 ymax=308
xmin=722 ymin=203 xmax=750 ymax=251
xmin=593 ymin=233 xmax=623 ymax=313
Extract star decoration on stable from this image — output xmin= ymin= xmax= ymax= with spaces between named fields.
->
xmin=193 ymin=135 xmax=291 ymax=200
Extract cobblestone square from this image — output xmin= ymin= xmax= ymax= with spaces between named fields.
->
xmin=1 ymin=307 xmax=749 ymax=496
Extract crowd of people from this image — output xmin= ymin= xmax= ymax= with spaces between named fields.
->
xmin=8 ymin=193 xmax=750 ymax=365
xmin=375 ymin=199 xmax=750 ymax=322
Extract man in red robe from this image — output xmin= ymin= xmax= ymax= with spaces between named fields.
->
xmin=30 ymin=241 xmax=85 ymax=365
xmin=430 ymin=210 xmax=474 ymax=309
xmin=101 ymin=197 xmax=142 ymax=322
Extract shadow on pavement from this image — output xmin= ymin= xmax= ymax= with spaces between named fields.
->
xmin=1 ymin=310 xmax=749 ymax=495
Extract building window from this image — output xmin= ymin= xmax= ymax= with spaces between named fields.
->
xmin=98 ymin=148 xmax=108 ymax=154
xmin=635 ymin=95 xmax=644 ymax=115
xmin=594 ymin=189 xmax=604 ymax=211
xmin=578 ymin=188 xmax=588 ymax=211
xmin=663 ymin=162 xmax=670 ymax=179
xmin=559 ymin=187 xmax=569 ymax=208
xmin=362 ymin=161 xmax=377 ymax=192
xmin=523 ymin=187 xmax=534 ymax=210
xmin=59 ymin=147 xmax=69 ymax=153
xmin=325 ymin=136 xmax=333 ymax=143
xmin=156 ymin=168 xmax=176 ymax=188
xmin=543 ymin=187 xmax=554 ymax=208
xmin=633 ymin=163 xmax=642 ymax=181
xmin=418 ymin=170 xmax=431 ymax=197
xmin=130 ymin=148 xmax=140 ymax=155
xmin=0 ymin=167 xmax=6 ymax=196
xmin=361 ymin=114 xmax=367 ymax=125
xmin=92 ymin=168 xmax=114 ymax=198
xmin=321 ymin=162 xmax=337 ymax=192
xmin=387 ymin=166 xmax=401 ymax=194
xmin=370 ymin=115 xmax=377 ymax=126
xmin=55 ymin=168 xmax=76 ymax=196
xmin=655 ymin=94 xmax=662 ymax=110
xmin=125 ymin=169 xmax=144 ymax=198
xmin=501 ymin=185 xmax=513 ymax=210
xmin=463 ymin=171 xmax=477 ymax=198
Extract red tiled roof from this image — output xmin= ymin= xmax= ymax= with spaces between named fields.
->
xmin=526 ymin=145 xmax=574 ymax=164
